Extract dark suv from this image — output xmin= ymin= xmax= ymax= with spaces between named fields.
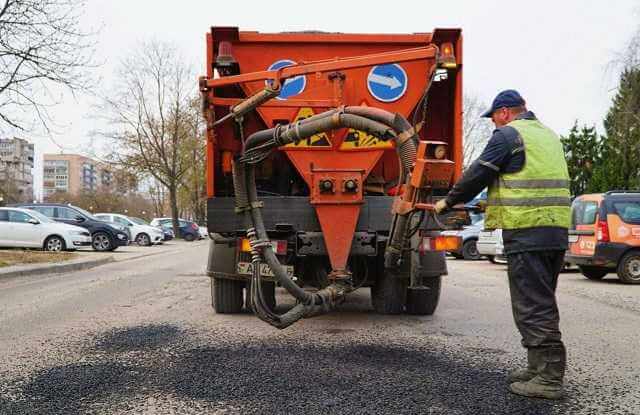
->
xmin=15 ymin=203 xmax=129 ymax=251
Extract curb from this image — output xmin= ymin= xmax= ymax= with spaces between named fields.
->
xmin=0 ymin=256 xmax=115 ymax=280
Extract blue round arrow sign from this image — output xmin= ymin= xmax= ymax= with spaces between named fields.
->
xmin=266 ymin=59 xmax=306 ymax=100
xmin=367 ymin=63 xmax=408 ymax=103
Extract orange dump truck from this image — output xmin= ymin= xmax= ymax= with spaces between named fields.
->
xmin=200 ymin=27 xmax=463 ymax=328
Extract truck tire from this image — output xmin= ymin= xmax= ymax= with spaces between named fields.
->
xmin=207 ymin=237 xmax=244 ymax=313
xmin=579 ymin=265 xmax=608 ymax=280
xmin=246 ymin=281 xmax=276 ymax=312
xmin=372 ymin=268 xmax=408 ymax=314
xmin=617 ymin=251 xmax=640 ymax=284
xmin=406 ymin=277 xmax=442 ymax=316
xmin=212 ymin=277 xmax=244 ymax=313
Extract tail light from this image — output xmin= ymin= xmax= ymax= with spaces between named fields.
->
xmin=240 ymin=238 xmax=287 ymax=255
xmin=596 ymin=220 xmax=609 ymax=242
xmin=420 ymin=235 xmax=461 ymax=254
xmin=191 ymin=223 xmax=198 ymax=230
xmin=439 ymin=42 xmax=457 ymax=69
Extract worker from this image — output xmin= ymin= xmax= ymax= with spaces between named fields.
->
xmin=435 ymin=90 xmax=570 ymax=400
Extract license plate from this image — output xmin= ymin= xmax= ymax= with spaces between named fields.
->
xmin=237 ymin=262 xmax=294 ymax=277
xmin=568 ymin=235 xmax=579 ymax=243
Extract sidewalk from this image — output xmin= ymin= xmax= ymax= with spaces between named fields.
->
xmin=0 ymin=240 xmax=207 ymax=279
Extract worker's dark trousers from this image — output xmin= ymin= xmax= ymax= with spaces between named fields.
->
xmin=506 ymin=250 xmax=565 ymax=348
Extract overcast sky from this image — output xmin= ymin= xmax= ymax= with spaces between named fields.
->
xmin=11 ymin=0 xmax=639 ymax=197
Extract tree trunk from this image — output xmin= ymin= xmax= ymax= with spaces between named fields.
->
xmin=169 ymin=184 xmax=180 ymax=236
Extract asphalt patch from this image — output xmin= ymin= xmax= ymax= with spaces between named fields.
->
xmin=1 ymin=327 xmax=636 ymax=414
xmin=94 ymin=323 xmax=183 ymax=352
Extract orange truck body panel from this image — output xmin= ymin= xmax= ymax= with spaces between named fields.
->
xmin=203 ymin=27 xmax=463 ymax=270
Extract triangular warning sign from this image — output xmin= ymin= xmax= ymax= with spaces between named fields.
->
xmin=340 ymin=102 xmax=393 ymax=150
xmin=285 ymin=107 xmax=332 ymax=148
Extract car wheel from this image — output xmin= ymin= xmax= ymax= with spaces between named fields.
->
xmin=184 ymin=233 xmax=196 ymax=242
xmin=462 ymin=239 xmax=481 ymax=260
xmin=578 ymin=266 xmax=607 ymax=280
xmin=92 ymin=232 xmax=113 ymax=252
xmin=44 ymin=236 xmax=65 ymax=252
xmin=617 ymin=251 xmax=640 ymax=284
xmin=136 ymin=233 xmax=151 ymax=246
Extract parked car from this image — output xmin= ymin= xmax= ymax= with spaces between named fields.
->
xmin=442 ymin=214 xmax=485 ymax=260
xmin=93 ymin=214 xmax=132 ymax=242
xmin=159 ymin=225 xmax=174 ymax=241
xmin=150 ymin=217 xmax=200 ymax=241
xmin=13 ymin=203 xmax=129 ymax=251
xmin=567 ymin=191 xmax=640 ymax=284
xmin=94 ymin=213 xmax=164 ymax=246
xmin=477 ymin=228 xmax=505 ymax=263
xmin=197 ymin=225 xmax=209 ymax=239
xmin=0 ymin=207 xmax=91 ymax=251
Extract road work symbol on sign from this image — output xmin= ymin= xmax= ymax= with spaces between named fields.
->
xmin=266 ymin=59 xmax=306 ymax=100
xmin=367 ymin=63 xmax=408 ymax=103
xmin=285 ymin=107 xmax=332 ymax=148
xmin=340 ymin=102 xmax=393 ymax=150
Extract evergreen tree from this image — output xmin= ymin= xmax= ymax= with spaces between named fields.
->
xmin=594 ymin=68 xmax=640 ymax=191
xmin=561 ymin=123 xmax=600 ymax=196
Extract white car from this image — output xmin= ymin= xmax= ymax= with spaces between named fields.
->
xmin=477 ymin=228 xmax=505 ymax=263
xmin=0 ymin=207 xmax=91 ymax=251
xmin=94 ymin=213 xmax=164 ymax=246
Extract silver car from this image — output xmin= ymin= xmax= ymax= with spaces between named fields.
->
xmin=442 ymin=214 xmax=485 ymax=260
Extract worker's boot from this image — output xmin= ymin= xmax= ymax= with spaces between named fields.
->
xmin=507 ymin=348 xmax=539 ymax=383
xmin=509 ymin=345 xmax=566 ymax=400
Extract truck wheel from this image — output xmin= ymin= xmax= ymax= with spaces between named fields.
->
xmin=617 ymin=251 xmax=640 ymax=284
xmin=406 ymin=277 xmax=442 ymax=316
xmin=212 ymin=277 xmax=244 ymax=313
xmin=246 ymin=281 xmax=276 ymax=312
xmin=371 ymin=269 xmax=408 ymax=314
xmin=579 ymin=265 xmax=608 ymax=280
xmin=462 ymin=239 xmax=481 ymax=260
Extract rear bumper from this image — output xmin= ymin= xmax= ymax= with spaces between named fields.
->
xmin=566 ymin=242 xmax=628 ymax=268
xmin=477 ymin=242 xmax=497 ymax=256
xmin=208 ymin=196 xmax=395 ymax=233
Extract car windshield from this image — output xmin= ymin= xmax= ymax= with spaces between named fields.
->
xmin=130 ymin=217 xmax=148 ymax=225
xmin=72 ymin=206 xmax=98 ymax=221
xmin=24 ymin=209 xmax=54 ymax=223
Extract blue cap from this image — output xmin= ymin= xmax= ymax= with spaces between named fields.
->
xmin=481 ymin=89 xmax=525 ymax=118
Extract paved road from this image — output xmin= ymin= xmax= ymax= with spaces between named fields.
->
xmin=1 ymin=242 xmax=638 ymax=414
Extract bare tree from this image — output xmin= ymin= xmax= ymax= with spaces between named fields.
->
xmin=99 ymin=41 xmax=198 ymax=234
xmin=178 ymin=98 xmax=206 ymax=223
xmin=0 ymin=0 xmax=96 ymax=132
xmin=463 ymin=93 xmax=493 ymax=169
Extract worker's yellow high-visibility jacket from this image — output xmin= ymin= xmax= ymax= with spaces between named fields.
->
xmin=485 ymin=119 xmax=571 ymax=230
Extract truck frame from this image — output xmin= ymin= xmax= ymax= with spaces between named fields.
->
xmin=200 ymin=27 xmax=463 ymax=328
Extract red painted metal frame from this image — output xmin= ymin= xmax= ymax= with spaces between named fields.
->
xmin=205 ymin=46 xmax=437 ymax=89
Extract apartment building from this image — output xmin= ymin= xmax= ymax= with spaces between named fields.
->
xmin=42 ymin=154 xmax=114 ymax=198
xmin=0 ymin=137 xmax=35 ymax=202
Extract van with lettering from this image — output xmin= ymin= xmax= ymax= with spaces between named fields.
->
xmin=567 ymin=191 xmax=640 ymax=284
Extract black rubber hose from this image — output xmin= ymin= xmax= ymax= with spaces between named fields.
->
xmin=278 ymin=113 xmax=395 ymax=145
xmin=243 ymin=108 xmax=339 ymax=152
xmin=245 ymin=164 xmax=313 ymax=305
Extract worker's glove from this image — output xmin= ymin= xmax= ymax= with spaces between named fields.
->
xmin=434 ymin=199 xmax=450 ymax=214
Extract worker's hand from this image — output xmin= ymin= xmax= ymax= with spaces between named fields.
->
xmin=434 ymin=199 xmax=449 ymax=214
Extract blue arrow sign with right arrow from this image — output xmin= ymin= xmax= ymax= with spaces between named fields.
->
xmin=366 ymin=63 xmax=408 ymax=103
